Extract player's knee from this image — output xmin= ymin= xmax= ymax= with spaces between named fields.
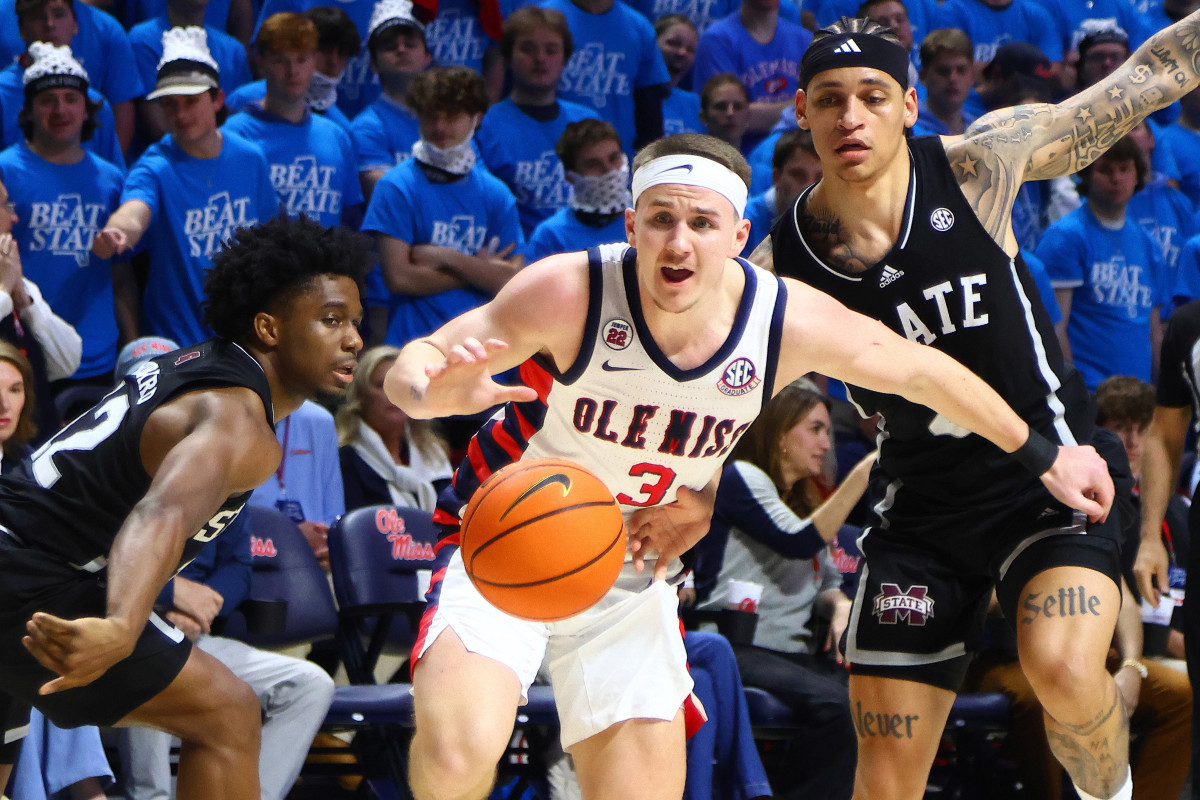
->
xmin=204 ymin=677 xmax=263 ymax=746
xmin=411 ymin=717 xmax=507 ymax=790
xmin=1023 ymin=649 xmax=1107 ymax=707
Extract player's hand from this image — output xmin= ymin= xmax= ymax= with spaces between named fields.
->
xmin=92 ymin=227 xmax=129 ymax=259
xmin=171 ymin=576 xmax=224 ymax=632
xmin=1133 ymin=535 xmax=1170 ymax=609
xmin=166 ymin=609 xmax=204 ymax=641
xmin=1039 ymin=445 xmax=1113 ymax=523
xmin=22 ymin=612 xmax=136 ymax=694
xmin=299 ymin=520 xmax=331 ymax=570
xmin=419 ymin=337 xmax=537 ymax=416
xmin=627 ymin=483 xmax=716 ymax=582
xmin=0 ymin=233 xmax=23 ymax=297
xmin=1113 ymin=663 xmax=1142 ymax=715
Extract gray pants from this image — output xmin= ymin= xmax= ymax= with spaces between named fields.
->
xmin=120 ymin=634 xmax=336 ymax=800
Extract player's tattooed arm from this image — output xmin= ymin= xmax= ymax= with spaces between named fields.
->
xmin=948 ymin=9 xmax=1200 ymax=242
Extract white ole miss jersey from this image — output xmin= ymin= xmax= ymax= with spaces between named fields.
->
xmin=434 ymin=243 xmax=787 ymax=569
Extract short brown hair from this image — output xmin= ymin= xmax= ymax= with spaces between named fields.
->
xmin=700 ymin=73 xmax=748 ymax=112
xmin=15 ymin=0 xmax=74 ymax=25
xmin=1077 ymin=135 xmax=1147 ymax=197
xmin=1095 ymin=375 xmax=1155 ymax=430
xmin=255 ymin=12 xmax=319 ymax=55
xmin=556 ymin=118 xmax=620 ymax=172
xmin=654 ymin=13 xmax=696 ymax=38
xmin=633 ymin=133 xmax=752 ymax=189
xmin=919 ymin=27 xmax=973 ymax=66
xmin=772 ymin=129 xmax=816 ymax=171
xmin=502 ymin=6 xmax=572 ymax=62
xmin=406 ymin=65 xmax=489 ymax=117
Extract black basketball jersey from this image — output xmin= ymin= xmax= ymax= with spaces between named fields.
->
xmin=772 ymin=136 xmax=1091 ymax=510
xmin=0 ymin=338 xmax=273 ymax=574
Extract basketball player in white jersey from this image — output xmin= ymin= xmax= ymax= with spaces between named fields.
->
xmin=385 ymin=132 xmax=1113 ymax=800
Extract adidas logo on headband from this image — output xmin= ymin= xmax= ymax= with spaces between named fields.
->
xmin=833 ymin=38 xmax=862 ymax=54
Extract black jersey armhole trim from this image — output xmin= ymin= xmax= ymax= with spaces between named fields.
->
xmin=531 ymin=246 xmax=605 ymax=385
xmin=623 ymin=250 xmax=759 ymax=382
xmin=762 ymin=274 xmax=787 ymax=407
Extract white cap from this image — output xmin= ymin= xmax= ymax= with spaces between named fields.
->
xmin=22 ymin=41 xmax=89 ymax=97
xmin=147 ymin=26 xmax=220 ymax=101
xmin=368 ymin=0 xmax=425 ymax=45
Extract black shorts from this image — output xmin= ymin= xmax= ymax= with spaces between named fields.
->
xmin=0 ymin=539 xmax=191 ymax=730
xmin=844 ymin=488 xmax=1122 ymax=693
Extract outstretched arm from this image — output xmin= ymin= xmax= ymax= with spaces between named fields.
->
xmin=1133 ymin=405 xmax=1192 ymax=606
xmin=948 ymin=10 xmax=1200 ymax=244
xmin=777 ymin=279 xmax=1113 ymax=521
xmin=384 ymin=252 xmax=590 ymax=419
xmin=22 ymin=388 xmax=281 ymax=694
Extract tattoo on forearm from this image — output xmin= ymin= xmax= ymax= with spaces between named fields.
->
xmin=1021 ymin=586 xmax=1102 ymax=623
xmin=851 ymin=702 xmax=919 ymax=739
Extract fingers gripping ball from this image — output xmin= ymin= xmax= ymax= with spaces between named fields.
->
xmin=460 ymin=458 xmax=626 ymax=621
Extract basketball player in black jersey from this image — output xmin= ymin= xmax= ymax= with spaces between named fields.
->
xmin=748 ymin=12 xmax=1200 ymax=800
xmin=0 ymin=214 xmax=368 ymax=800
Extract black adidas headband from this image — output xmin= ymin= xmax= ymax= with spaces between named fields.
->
xmin=798 ymin=32 xmax=910 ymax=92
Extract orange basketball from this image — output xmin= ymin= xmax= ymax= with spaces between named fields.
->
xmin=460 ymin=458 xmax=626 ymax=621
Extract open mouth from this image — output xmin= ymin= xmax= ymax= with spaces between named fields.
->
xmin=662 ymin=267 xmax=693 ymax=284
xmin=836 ymin=142 xmax=868 ymax=155
xmin=333 ymin=364 xmax=355 ymax=383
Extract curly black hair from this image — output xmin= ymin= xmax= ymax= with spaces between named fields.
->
xmin=203 ymin=214 xmax=373 ymax=343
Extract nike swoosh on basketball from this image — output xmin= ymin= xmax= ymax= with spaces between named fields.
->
xmin=601 ymin=361 xmax=641 ymax=372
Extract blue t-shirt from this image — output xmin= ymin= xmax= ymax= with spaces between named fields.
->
xmin=0 ymin=65 xmax=125 ymax=170
xmin=361 ymin=159 xmax=524 ymax=346
xmin=0 ymin=142 xmax=125 ymax=377
xmin=129 ymin=18 xmax=252 ymax=101
xmin=224 ymin=80 xmax=354 ymax=131
xmin=742 ymin=188 xmax=776 ymax=257
xmin=254 ymin=0 xmax=379 ymax=119
xmin=23 ymin=2 xmax=145 ymax=106
xmin=526 ymin=207 xmax=625 ymax=263
xmin=122 ymin=131 xmax=279 ymax=346
xmin=746 ymin=130 xmax=779 ymax=197
xmin=1036 ymin=205 xmax=1168 ymax=388
xmin=937 ymin=0 xmax=1063 ymax=64
xmin=663 ymin=87 xmax=703 ymax=136
xmin=1173 ymin=231 xmax=1200 ymax=305
xmin=425 ymin=0 xmax=494 ymax=74
xmin=1032 ymin=0 xmax=1151 ymax=54
xmin=351 ymin=94 xmax=421 ymax=173
xmin=1154 ymin=122 xmax=1200 ymax=213
xmin=222 ymin=105 xmax=362 ymax=227
xmin=122 ymin=0 xmax=233 ymax=29
xmin=911 ymin=99 xmax=978 ymax=137
xmin=1126 ymin=176 xmax=1195 ymax=275
xmin=476 ymin=98 xmax=599 ymax=236
xmin=249 ymin=400 xmax=345 ymax=526
xmin=692 ymin=13 xmax=810 ymax=106
xmin=1022 ymin=249 xmax=1061 ymax=326
xmin=627 ymin=0 xmax=737 ymax=34
xmin=542 ymin=0 xmax=671 ymax=156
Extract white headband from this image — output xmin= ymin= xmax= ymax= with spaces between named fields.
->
xmin=631 ymin=154 xmax=748 ymax=219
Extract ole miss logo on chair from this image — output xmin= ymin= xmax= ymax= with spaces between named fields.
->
xmin=250 ymin=535 xmax=278 ymax=558
xmin=375 ymin=508 xmax=436 ymax=562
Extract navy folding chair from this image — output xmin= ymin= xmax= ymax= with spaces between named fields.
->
xmin=222 ymin=505 xmax=416 ymax=800
xmin=329 ymin=505 xmax=559 ymax=796
xmin=327 ymin=504 xmax=441 ymax=686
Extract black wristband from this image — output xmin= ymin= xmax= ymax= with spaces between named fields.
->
xmin=1011 ymin=429 xmax=1059 ymax=476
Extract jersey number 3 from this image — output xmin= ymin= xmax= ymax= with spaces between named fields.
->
xmin=616 ymin=463 xmax=677 ymax=507
xmin=31 ymin=393 xmax=131 ymax=488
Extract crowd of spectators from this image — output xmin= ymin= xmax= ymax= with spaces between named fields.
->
xmin=2 ymin=0 xmax=1200 ymax=795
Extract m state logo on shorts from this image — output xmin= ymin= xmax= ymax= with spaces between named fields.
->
xmin=873 ymin=583 xmax=934 ymax=625
xmin=717 ymin=357 xmax=760 ymax=397
xmin=602 ymin=319 xmax=633 ymax=350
